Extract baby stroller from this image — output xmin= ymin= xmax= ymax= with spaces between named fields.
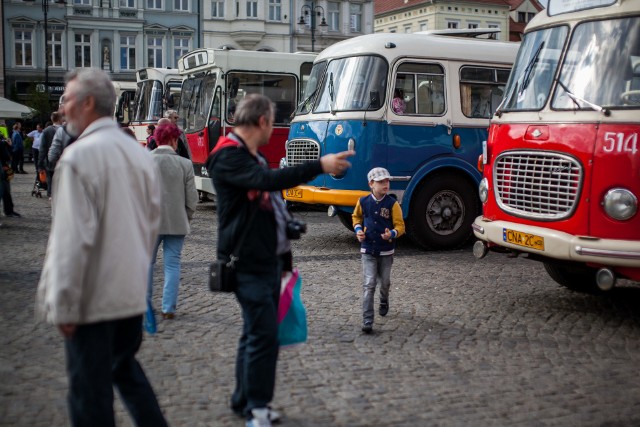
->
xmin=31 ymin=170 xmax=48 ymax=198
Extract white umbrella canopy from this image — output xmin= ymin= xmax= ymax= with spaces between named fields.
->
xmin=0 ymin=97 xmax=36 ymax=119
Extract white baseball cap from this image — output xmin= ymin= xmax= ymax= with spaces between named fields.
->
xmin=367 ymin=167 xmax=391 ymax=182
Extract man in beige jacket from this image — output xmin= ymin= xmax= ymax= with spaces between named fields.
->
xmin=37 ymin=68 xmax=167 ymax=427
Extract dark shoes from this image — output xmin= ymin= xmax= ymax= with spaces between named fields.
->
xmin=162 ymin=312 xmax=175 ymax=320
xmin=362 ymin=321 xmax=373 ymax=334
xmin=379 ymin=302 xmax=389 ymax=317
xmin=5 ymin=212 xmax=21 ymax=218
xmin=18 ymin=170 xmax=27 ymax=174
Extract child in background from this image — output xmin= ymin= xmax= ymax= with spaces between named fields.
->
xmin=352 ymin=167 xmax=405 ymax=333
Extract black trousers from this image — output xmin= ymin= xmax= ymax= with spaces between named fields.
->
xmin=64 ymin=315 xmax=167 ymax=427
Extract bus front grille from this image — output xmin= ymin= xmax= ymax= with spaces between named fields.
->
xmin=286 ymin=139 xmax=321 ymax=166
xmin=493 ymin=151 xmax=582 ymax=220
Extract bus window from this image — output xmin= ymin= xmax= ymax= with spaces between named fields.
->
xmin=460 ymin=66 xmax=511 ymax=118
xmin=501 ymin=26 xmax=568 ymax=111
xmin=297 ymin=61 xmax=328 ymax=115
xmin=393 ymin=63 xmax=445 ymax=115
xmin=226 ymin=72 xmax=298 ymax=125
xmin=314 ymin=56 xmax=388 ymax=113
xmin=552 ymin=16 xmax=640 ymax=109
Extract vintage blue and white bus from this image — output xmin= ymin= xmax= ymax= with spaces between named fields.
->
xmin=281 ymin=31 xmax=519 ymax=249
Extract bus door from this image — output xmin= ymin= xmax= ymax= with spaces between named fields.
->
xmin=387 ymin=62 xmax=451 ymax=178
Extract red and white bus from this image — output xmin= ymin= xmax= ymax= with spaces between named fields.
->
xmin=129 ymin=67 xmax=183 ymax=144
xmin=176 ymin=48 xmax=316 ymax=195
xmin=473 ymin=0 xmax=640 ymax=293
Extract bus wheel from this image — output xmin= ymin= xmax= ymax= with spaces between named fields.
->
xmin=543 ymin=262 xmax=603 ymax=294
xmin=408 ymin=173 xmax=478 ymax=250
xmin=336 ymin=210 xmax=355 ymax=232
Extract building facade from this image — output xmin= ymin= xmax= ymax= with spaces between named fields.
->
xmin=374 ymin=0 xmax=512 ymax=42
xmin=3 ymin=0 xmax=200 ymax=106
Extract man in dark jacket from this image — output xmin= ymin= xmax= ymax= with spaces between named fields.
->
xmin=207 ymin=94 xmax=353 ymax=427
xmin=39 ymin=112 xmax=62 ymax=198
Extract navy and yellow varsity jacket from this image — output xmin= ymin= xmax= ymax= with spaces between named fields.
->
xmin=352 ymin=194 xmax=405 ymax=256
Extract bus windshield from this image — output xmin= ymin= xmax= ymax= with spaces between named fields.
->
xmin=133 ymin=80 xmax=164 ymax=122
xmin=552 ymin=16 xmax=640 ymax=109
xmin=179 ymin=74 xmax=217 ymax=133
xmin=314 ymin=55 xmax=388 ymax=113
xmin=297 ymin=61 xmax=327 ymax=115
xmin=501 ymin=26 xmax=568 ymax=111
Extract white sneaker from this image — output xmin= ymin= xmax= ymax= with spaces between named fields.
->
xmin=246 ymin=408 xmax=271 ymax=427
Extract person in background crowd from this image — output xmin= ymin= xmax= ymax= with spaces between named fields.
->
xmin=48 ymin=120 xmax=76 ymax=177
xmin=207 ymin=94 xmax=353 ymax=427
xmin=146 ymin=124 xmax=156 ymax=150
xmin=147 ymin=122 xmax=198 ymax=320
xmin=39 ymin=113 xmax=62 ymax=199
xmin=163 ymin=110 xmax=192 ymax=160
xmin=0 ymin=134 xmax=20 ymax=218
xmin=11 ymin=122 xmax=26 ymax=174
xmin=28 ymin=124 xmax=44 ymax=172
xmin=37 ymin=67 xmax=167 ymax=427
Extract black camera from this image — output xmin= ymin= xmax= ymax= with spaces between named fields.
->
xmin=286 ymin=219 xmax=307 ymax=240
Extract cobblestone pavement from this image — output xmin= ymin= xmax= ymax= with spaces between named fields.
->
xmin=2 ymin=165 xmax=640 ymax=427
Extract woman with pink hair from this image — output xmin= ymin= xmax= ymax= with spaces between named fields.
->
xmin=147 ymin=123 xmax=198 ymax=319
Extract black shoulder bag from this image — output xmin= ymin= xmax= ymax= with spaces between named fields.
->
xmin=208 ymin=202 xmax=258 ymax=292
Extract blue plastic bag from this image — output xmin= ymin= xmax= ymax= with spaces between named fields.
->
xmin=143 ymin=298 xmax=157 ymax=334
xmin=278 ymin=269 xmax=307 ymax=347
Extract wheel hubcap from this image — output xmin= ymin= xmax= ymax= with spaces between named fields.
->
xmin=425 ymin=190 xmax=465 ymax=235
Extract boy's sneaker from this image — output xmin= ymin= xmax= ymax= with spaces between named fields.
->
xmin=362 ymin=321 xmax=373 ymax=333
xmin=240 ymin=407 xmax=280 ymax=423
xmin=247 ymin=408 xmax=272 ymax=427
xmin=379 ymin=302 xmax=389 ymax=317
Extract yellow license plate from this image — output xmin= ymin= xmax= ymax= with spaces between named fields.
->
xmin=286 ymin=189 xmax=302 ymax=198
xmin=503 ymin=228 xmax=545 ymax=251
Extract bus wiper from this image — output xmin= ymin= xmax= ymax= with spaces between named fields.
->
xmin=497 ymin=42 xmax=544 ymax=116
xmin=557 ymin=79 xmax=610 ymax=116
xmin=295 ymin=87 xmax=318 ymax=115
xmin=329 ymin=72 xmax=335 ymax=115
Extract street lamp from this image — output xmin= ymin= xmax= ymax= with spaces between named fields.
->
xmin=297 ymin=1 xmax=328 ymax=52
xmin=23 ymin=0 xmax=66 ymax=95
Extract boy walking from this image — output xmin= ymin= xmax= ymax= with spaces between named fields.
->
xmin=352 ymin=167 xmax=405 ymax=333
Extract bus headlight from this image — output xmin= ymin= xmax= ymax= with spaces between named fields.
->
xmin=603 ymin=188 xmax=637 ymax=220
xmin=478 ymin=178 xmax=489 ymax=203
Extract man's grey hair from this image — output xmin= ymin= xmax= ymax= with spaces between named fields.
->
xmin=234 ymin=94 xmax=275 ymax=127
xmin=64 ymin=68 xmax=116 ymax=118
xmin=163 ymin=110 xmax=178 ymax=118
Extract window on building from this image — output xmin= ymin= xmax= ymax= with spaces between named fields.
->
xmin=350 ymin=3 xmax=362 ymax=32
xmin=49 ymin=32 xmax=63 ymax=68
xmin=147 ymin=36 xmax=163 ymax=67
xmin=174 ymin=37 xmax=190 ymax=65
xmin=120 ymin=35 xmax=136 ymax=70
xmin=246 ymin=0 xmax=258 ymax=18
xmin=74 ymin=0 xmax=91 ymax=5
xmin=14 ymin=29 xmax=33 ymax=67
xmin=447 ymin=21 xmax=459 ymax=29
xmin=528 ymin=12 xmax=536 ymax=21
xmin=119 ymin=0 xmax=135 ymax=8
xmin=268 ymin=0 xmax=281 ymax=20
xmin=518 ymin=12 xmax=526 ymax=22
xmin=212 ymin=0 xmax=224 ymax=17
xmin=420 ymin=22 xmax=427 ymax=31
xmin=468 ymin=23 xmax=478 ymax=29
xmin=174 ymin=0 xmax=189 ymax=11
xmin=147 ymin=0 xmax=163 ymax=9
xmin=404 ymin=26 xmax=411 ymax=33
xmin=75 ymin=33 xmax=91 ymax=67
xmin=328 ymin=2 xmax=340 ymax=32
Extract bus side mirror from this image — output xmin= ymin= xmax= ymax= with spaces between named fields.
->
xmin=369 ymin=90 xmax=380 ymax=109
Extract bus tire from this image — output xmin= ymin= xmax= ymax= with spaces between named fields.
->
xmin=407 ymin=173 xmax=479 ymax=250
xmin=543 ymin=262 xmax=602 ymax=294
xmin=336 ymin=210 xmax=355 ymax=232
